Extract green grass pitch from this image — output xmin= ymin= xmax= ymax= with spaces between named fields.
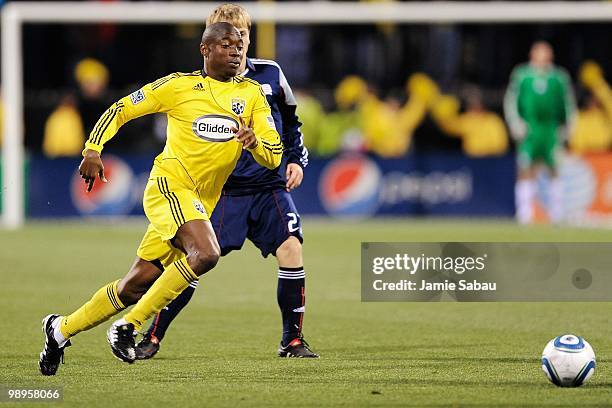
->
xmin=1 ymin=218 xmax=611 ymax=407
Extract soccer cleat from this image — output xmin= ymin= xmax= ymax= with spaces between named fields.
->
xmin=39 ymin=314 xmax=71 ymax=376
xmin=135 ymin=333 xmax=160 ymax=360
xmin=107 ymin=320 xmax=136 ymax=364
xmin=278 ymin=335 xmax=319 ymax=358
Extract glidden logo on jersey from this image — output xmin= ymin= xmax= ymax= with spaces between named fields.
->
xmin=192 ymin=114 xmax=238 ymax=142
xmin=319 ymin=155 xmax=382 ymax=218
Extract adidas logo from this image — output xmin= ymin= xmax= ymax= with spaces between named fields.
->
xmin=192 ymin=83 xmax=205 ymax=91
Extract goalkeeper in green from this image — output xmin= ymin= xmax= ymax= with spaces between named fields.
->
xmin=504 ymin=41 xmax=576 ymax=224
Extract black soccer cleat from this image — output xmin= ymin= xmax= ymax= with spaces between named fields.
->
xmin=278 ymin=335 xmax=319 ymax=358
xmin=135 ymin=333 xmax=160 ymax=360
xmin=107 ymin=321 xmax=136 ymax=364
xmin=39 ymin=314 xmax=71 ymax=376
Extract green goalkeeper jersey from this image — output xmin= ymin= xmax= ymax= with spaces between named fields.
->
xmin=504 ymin=63 xmax=576 ymax=168
xmin=504 ymin=63 xmax=575 ymax=133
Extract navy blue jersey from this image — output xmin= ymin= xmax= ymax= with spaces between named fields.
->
xmin=223 ymin=58 xmax=308 ymax=195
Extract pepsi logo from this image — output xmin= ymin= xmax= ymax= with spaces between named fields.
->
xmin=319 ymin=155 xmax=381 ymax=217
xmin=71 ymin=155 xmax=136 ymax=216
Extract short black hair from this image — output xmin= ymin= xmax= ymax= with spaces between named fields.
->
xmin=201 ymin=21 xmax=240 ymax=45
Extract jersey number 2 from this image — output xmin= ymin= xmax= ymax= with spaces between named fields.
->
xmin=287 ymin=212 xmax=300 ymax=233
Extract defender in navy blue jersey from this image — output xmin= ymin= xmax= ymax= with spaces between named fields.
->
xmin=136 ymin=4 xmax=317 ymax=359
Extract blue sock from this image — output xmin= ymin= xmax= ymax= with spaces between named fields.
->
xmin=277 ymin=266 xmax=305 ymax=346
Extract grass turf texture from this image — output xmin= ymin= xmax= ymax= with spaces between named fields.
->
xmin=1 ymin=218 xmax=611 ymax=407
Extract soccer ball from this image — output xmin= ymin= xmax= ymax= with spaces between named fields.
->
xmin=541 ymin=334 xmax=596 ymax=387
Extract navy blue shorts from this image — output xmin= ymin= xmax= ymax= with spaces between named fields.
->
xmin=211 ymin=189 xmax=303 ymax=258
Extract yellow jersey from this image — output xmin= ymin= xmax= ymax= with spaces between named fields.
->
xmin=84 ymin=71 xmax=282 ymax=212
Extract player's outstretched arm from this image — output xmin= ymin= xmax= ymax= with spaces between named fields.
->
xmin=78 ymin=76 xmax=174 ymax=191
xmin=83 ymin=77 xmax=173 ymax=156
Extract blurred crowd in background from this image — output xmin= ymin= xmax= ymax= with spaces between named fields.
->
xmin=1 ymin=1 xmax=612 ymax=160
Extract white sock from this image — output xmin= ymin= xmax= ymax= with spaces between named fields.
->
xmin=549 ymin=178 xmax=564 ymax=223
xmin=52 ymin=317 xmax=69 ymax=347
xmin=515 ymin=179 xmax=535 ymax=224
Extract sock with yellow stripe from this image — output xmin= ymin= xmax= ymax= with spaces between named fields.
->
xmin=55 ymin=280 xmax=125 ymax=346
xmin=123 ymin=258 xmax=197 ymax=331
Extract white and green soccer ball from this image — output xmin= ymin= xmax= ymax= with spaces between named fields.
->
xmin=541 ymin=334 xmax=596 ymax=387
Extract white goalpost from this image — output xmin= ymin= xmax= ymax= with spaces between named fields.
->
xmin=3 ymin=1 xmax=612 ymax=229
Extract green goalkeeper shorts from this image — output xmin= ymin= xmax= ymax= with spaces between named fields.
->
xmin=517 ymin=124 xmax=560 ymax=170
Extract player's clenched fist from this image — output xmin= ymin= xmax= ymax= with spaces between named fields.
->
xmin=232 ymin=116 xmax=258 ymax=149
xmin=78 ymin=149 xmax=108 ymax=192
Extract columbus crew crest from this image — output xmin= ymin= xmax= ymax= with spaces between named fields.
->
xmin=231 ymin=98 xmax=246 ymax=115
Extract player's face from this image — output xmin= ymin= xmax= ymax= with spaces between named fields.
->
xmin=204 ymin=31 xmax=244 ymax=81
xmin=530 ymin=43 xmax=553 ymax=68
xmin=235 ymin=26 xmax=250 ymax=65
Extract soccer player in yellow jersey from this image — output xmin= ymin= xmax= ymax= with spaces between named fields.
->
xmin=38 ymin=22 xmax=282 ymax=375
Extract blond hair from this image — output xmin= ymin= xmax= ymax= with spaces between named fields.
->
xmin=206 ymin=4 xmax=251 ymax=31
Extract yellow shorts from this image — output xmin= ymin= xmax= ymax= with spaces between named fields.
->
xmin=136 ymin=175 xmax=209 ymax=267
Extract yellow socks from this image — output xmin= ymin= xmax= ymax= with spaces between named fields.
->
xmin=124 ymin=258 xmax=197 ymax=331
xmin=60 ymin=280 xmax=125 ymax=338
xmin=57 ymin=259 xmax=197 ymax=338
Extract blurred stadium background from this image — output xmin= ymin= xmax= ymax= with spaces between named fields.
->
xmin=2 ymin=1 xmax=612 ymax=226
xmin=2 ymin=2 xmax=612 ymax=406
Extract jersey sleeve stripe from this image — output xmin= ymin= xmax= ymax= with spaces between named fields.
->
xmin=262 ymin=145 xmax=283 ymax=153
xmin=262 ymin=148 xmax=283 ymax=153
xmin=152 ymin=74 xmax=175 ymax=86
xmin=90 ymin=101 xmax=125 ymax=145
xmin=88 ymin=108 xmax=114 ymax=144
xmin=261 ymin=139 xmax=283 ymax=146
xmin=278 ymin=68 xmax=297 ymax=106
xmin=92 ymin=107 xmax=119 ymax=145
xmin=262 ymin=144 xmax=283 ymax=150
xmin=152 ymin=74 xmax=178 ymax=90
xmin=94 ymin=102 xmax=124 ymax=145
xmin=89 ymin=105 xmax=116 ymax=144
xmin=261 ymin=140 xmax=283 ymax=147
